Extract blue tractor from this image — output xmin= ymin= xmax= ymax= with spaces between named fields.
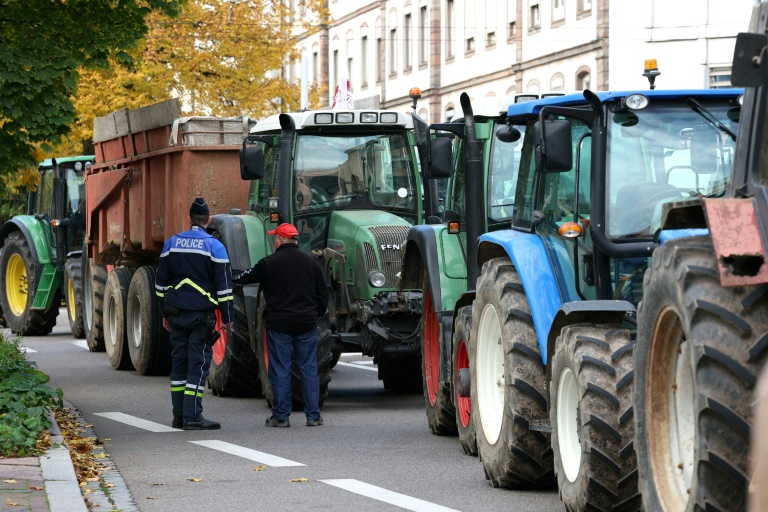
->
xmin=455 ymin=87 xmax=742 ymax=509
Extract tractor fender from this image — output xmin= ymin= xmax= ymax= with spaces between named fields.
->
xmin=545 ymin=300 xmax=636 ymax=373
xmin=478 ymin=229 xmax=563 ymax=361
xmin=1 ymin=218 xmax=49 ymax=293
xmin=402 ymin=224 xmax=445 ymax=311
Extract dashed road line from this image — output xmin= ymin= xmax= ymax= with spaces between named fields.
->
xmin=319 ymin=479 xmax=461 ymax=512
xmin=71 ymin=340 xmax=88 ymax=350
xmin=189 ymin=440 xmax=305 ymax=467
xmin=341 ymin=352 xmax=363 ymax=357
xmin=336 ymin=361 xmax=378 ymax=372
xmin=93 ymin=412 xmax=179 ymax=433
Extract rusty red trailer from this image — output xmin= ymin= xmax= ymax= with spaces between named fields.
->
xmin=83 ymin=98 xmax=251 ymax=375
xmin=86 ymin=98 xmax=250 ymax=264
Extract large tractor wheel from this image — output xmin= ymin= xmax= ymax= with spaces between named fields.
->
xmin=635 ymin=235 xmax=768 ymax=512
xmin=421 ymin=286 xmax=457 ymax=435
xmin=126 ymin=266 xmax=170 ymax=375
xmin=209 ymin=285 xmax=260 ymax=397
xmin=471 ymin=257 xmax=555 ymax=489
xmin=103 ymin=267 xmax=135 ymax=370
xmin=64 ymin=257 xmax=85 ymax=339
xmin=453 ymin=306 xmax=477 ymax=455
xmin=83 ymin=252 xmax=107 ymax=352
xmin=256 ymin=295 xmax=331 ymax=408
xmin=550 ymin=323 xmax=640 ymax=511
xmin=0 ymin=231 xmax=59 ymax=335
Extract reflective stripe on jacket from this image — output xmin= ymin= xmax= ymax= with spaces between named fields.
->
xmin=156 ymin=225 xmax=234 ymax=324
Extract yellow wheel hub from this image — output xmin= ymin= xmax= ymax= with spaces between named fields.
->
xmin=5 ymin=253 xmax=28 ymax=317
xmin=68 ymin=278 xmax=76 ymax=320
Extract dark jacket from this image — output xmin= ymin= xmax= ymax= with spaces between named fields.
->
xmin=233 ymin=243 xmax=328 ymax=334
xmin=155 ymin=225 xmax=234 ymax=324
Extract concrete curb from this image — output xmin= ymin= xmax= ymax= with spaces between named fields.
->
xmin=40 ymin=410 xmax=88 ymax=512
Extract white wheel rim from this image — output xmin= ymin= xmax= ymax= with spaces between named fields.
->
xmin=131 ymin=296 xmax=142 ymax=349
xmin=557 ymin=367 xmax=581 ymax=482
xmin=477 ymin=303 xmax=504 ymax=445
xmin=670 ymin=339 xmax=696 ymax=496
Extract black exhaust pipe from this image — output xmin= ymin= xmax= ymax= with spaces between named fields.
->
xmin=460 ymin=93 xmax=483 ymax=289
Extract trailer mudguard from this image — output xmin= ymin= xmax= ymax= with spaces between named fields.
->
xmin=478 ymin=229 xmax=562 ymax=361
xmin=402 ymin=224 xmax=467 ymax=314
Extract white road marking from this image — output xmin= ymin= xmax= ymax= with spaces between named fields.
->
xmin=354 ymin=360 xmax=374 ymax=365
xmin=341 ymin=352 xmax=363 ymax=357
xmin=189 ymin=440 xmax=305 ymax=467
xmin=336 ymin=361 xmax=378 ymax=372
xmin=71 ymin=340 xmax=88 ymax=350
xmin=320 ymin=479 xmax=461 ymax=512
xmin=93 ymin=412 xmax=179 ymax=433
xmin=21 ymin=346 xmax=37 ymax=353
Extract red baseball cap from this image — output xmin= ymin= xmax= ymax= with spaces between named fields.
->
xmin=268 ymin=223 xmax=299 ymax=239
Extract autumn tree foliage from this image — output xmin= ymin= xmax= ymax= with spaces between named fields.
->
xmin=0 ymin=0 xmax=184 ymax=187
xmin=69 ymin=0 xmax=330 ymax=147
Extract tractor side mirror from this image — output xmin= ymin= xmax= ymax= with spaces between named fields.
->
xmin=240 ymin=146 xmax=265 ymax=181
xmin=426 ymin=137 xmax=453 ymax=179
xmin=732 ymin=32 xmax=768 ymax=87
xmin=495 ymin=125 xmax=521 ymax=143
xmin=534 ymin=119 xmax=573 ymax=173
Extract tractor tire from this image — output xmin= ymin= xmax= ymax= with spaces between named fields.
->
xmin=256 ymin=295 xmax=330 ymax=408
xmin=126 ymin=266 xmax=170 ymax=375
xmin=83 ymin=252 xmax=107 ymax=352
xmin=421 ymin=286 xmax=457 ymax=435
xmin=471 ymin=257 xmax=555 ymax=489
xmin=453 ymin=306 xmax=477 ymax=455
xmin=330 ymin=350 xmax=342 ymax=369
xmin=635 ymin=235 xmax=768 ymax=512
xmin=103 ymin=267 xmax=135 ymax=371
xmin=209 ymin=285 xmax=260 ymax=397
xmin=0 ymin=231 xmax=59 ymax=335
xmin=550 ymin=323 xmax=640 ymax=511
xmin=64 ymin=257 xmax=85 ymax=339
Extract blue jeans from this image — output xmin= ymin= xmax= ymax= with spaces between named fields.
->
xmin=267 ymin=327 xmax=320 ymax=421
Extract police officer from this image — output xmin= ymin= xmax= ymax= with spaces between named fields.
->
xmin=156 ymin=197 xmax=233 ymax=430
xmin=232 ymin=223 xmax=328 ymax=427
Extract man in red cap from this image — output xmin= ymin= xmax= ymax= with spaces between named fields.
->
xmin=232 ymin=223 xmax=328 ymax=427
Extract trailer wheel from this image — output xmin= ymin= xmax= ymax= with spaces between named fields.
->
xmin=550 ymin=323 xmax=640 ymax=511
xmin=104 ymin=267 xmax=135 ymax=370
xmin=127 ymin=266 xmax=170 ymax=375
xmin=64 ymin=257 xmax=85 ymax=339
xmin=421 ymin=287 xmax=457 ymax=435
xmin=635 ymin=236 xmax=768 ymax=512
xmin=471 ymin=257 xmax=555 ymax=489
xmin=84 ymin=255 xmax=108 ymax=352
xmin=256 ymin=295 xmax=330 ymax=408
xmin=209 ymin=285 xmax=260 ymax=397
xmin=453 ymin=306 xmax=477 ymax=455
xmin=0 ymin=231 xmax=59 ymax=335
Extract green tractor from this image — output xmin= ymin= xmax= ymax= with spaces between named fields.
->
xmin=208 ymin=108 xmax=440 ymax=403
xmin=0 ymin=156 xmax=94 ymax=337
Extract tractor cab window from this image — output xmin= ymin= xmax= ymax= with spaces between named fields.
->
xmin=253 ymin=140 xmax=279 ymax=216
xmin=606 ymin=98 xmax=739 ymax=239
xmin=36 ymin=166 xmax=54 ymax=218
xmin=63 ymin=163 xmax=87 ymax=250
xmin=488 ymin=122 xmax=526 ymax=222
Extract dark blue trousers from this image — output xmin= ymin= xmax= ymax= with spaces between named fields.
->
xmin=267 ymin=327 xmax=320 ymax=421
xmin=169 ymin=310 xmax=212 ymax=422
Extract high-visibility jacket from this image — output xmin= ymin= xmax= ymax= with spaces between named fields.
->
xmin=156 ymin=225 xmax=233 ymax=324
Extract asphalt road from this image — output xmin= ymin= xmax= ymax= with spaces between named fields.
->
xmin=10 ymin=310 xmax=562 ymax=512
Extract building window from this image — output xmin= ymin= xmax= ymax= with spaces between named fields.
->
xmin=446 ymin=0 xmax=454 ymax=58
xmin=552 ymin=0 xmax=564 ymax=21
xmin=486 ymin=31 xmax=496 ymax=46
xmin=466 ymin=37 xmax=475 ymax=53
xmin=576 ymin=68 xmax=591 ymax=90
xmin=404 ymin=13 xmax=412 ymax=70
xmin=312 ymin=51 xmax=318 ymax=83
xmin=389 ymin=28 xmax=397 ymax=75
xmin=420 ymin=6 xmax=428 ymax=65
xmin=333 ymin=49 xmax=338 ymax=86
xmin=550 ymin=72 xmax=564 ymax=91
xmin=527 ymin=79 xmax=540 ymax=93
xmin=530 ymin=3 xmax=540 ymax=30
xmin=578 ymin=0 xmax=591 ymax=12
xmin=485 ymin=0 xmax=497 ymax=47
xmin=465 ymin=0 xmax=475 ymax=55
xmin=346 ymin=35 xmax=353 ymax=81
xmin=376 ymin=35 xmax=383 ymax=82
xmin=361 ymin=36 xmax=368 ymax=86
xmin=709 ymin=66 xmax=732 ymax=88
xmin=508 ymin=21 xmax=516 ymax=39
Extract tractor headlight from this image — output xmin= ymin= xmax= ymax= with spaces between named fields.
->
xmin=368 ymin=271 xmax=386 ymax=288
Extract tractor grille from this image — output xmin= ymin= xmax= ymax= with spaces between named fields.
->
xmin=367 ymin=225 xmax=410 ymax=288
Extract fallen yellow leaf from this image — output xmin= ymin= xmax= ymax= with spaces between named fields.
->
xmin=86 ymin=477 xmax=99 ymax=482
xmin=79 ymin=482 xmax=86 ymax=487
xmin=29 ymin=486 xmax=43 ymax=491
xmin=254 ymin=465 xmax=266 ymax=472
xmin=104 ymin=438 xmax=112 ymax=441
xmin=188 ymin=478 xmax=202 ymax=482
xmin=3 ymin=479 xmax=17 ymax=484
xmin=289 ymin=478 xmax=309 ymax=483
xmin=97 ymin=453 xmax=106 ymax=458
xmin=6 ymin=498 xmax=19 ymax=506
xmin=105 ymin=483 xmax=115 ymax=488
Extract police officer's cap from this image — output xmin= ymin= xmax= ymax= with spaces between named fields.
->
xmin=190 ymin=197 xmax=210 ymax=217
